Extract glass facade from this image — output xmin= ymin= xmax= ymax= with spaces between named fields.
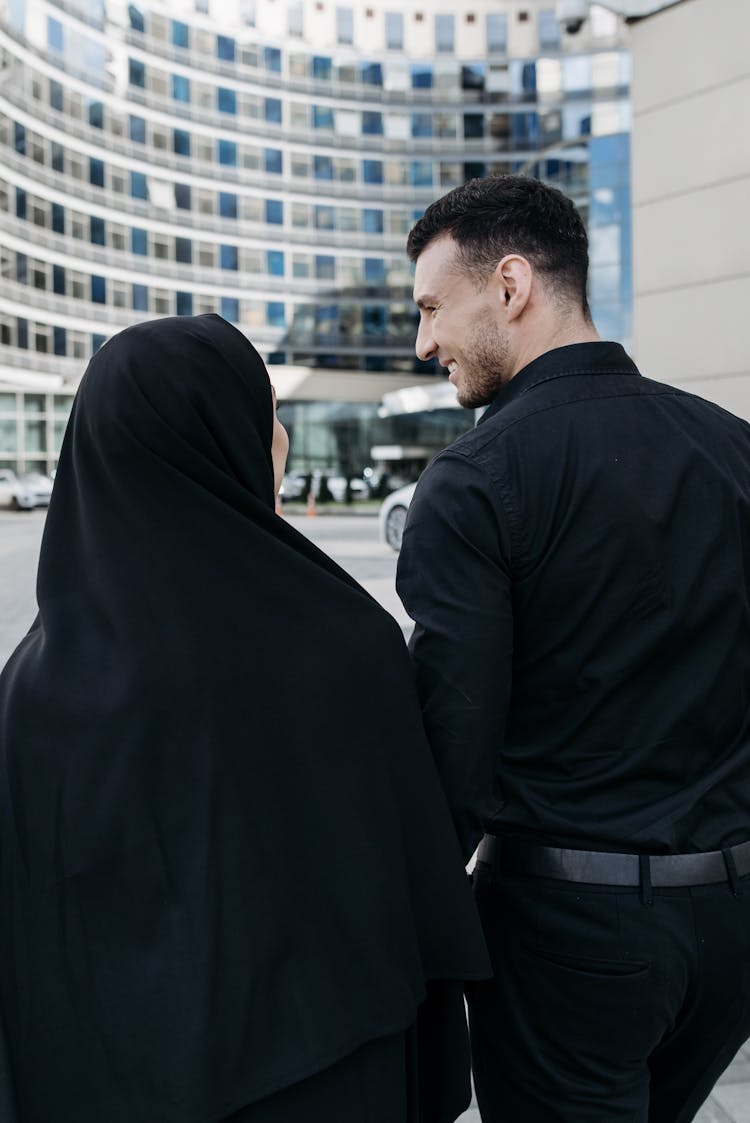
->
xmin=0 ymin=0 xmax=631 ymax=476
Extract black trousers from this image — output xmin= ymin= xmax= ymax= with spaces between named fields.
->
xmin=468 ymin=862 xmax=750 ymax=1122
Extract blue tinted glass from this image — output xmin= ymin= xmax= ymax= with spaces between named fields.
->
xmin=13 ymin=123 xmax=25 ymax=154
xmin=88 ymin=101 xmax=104 ymax=127
xmin=53 ymin=326 xmax=66 ymax=356
xmin=435 ymin=13 xmax=454 ymax=52
xmin=313 ymin=155 xmax=333 ymax=180
xmin=463 ymin=161 xmax=486 ymax=180
xmin=312 ymin=56 xmax=331 ymax=79
xmin=176 ymin=292 xmax=193 ymax=316
xmin=267 ymin=251 xmax=284 ymax=276
xmin=17 ymin=319 xmax=28 ymax=349
xmin=90 ymin=216 xmax=105 ymax=244
xmin=411 ymin=113 xmax=432 ymax=138
xmin=92 ymin=334 xmax=107 ymax=353
xmin=336 ymin=7 xmax=353 ymax=44
xmin=220 ymin=245 xmax=238 ymax=270
xmin=314 ymin=206 xmax=334 ymax=230
xmin=362 ymin=159 xmax=383 ymax=184
xmin=217 ymin=35 xmax=236 ymax=61
xmin=464 ymin=114 xmax=484 ymax=139
xmin=486 ymin=12 xmax=508 ymax=52
xmin=174 ymin=183 xmax=191 ymax=209
xmin=268 ymin=352 xmax=285 ymax=365
xmin=130 ymin=171 xmax=148 ymax=199
xmin=410 ymin=161 xmax=433 ymax=187
xmin=51 ymin=203 xmax=65 ymax=233
xmin=312 ymin=105 xmax=334 ymax=129
xmin=363 ymin=305 xmax=386 ymax=334
xmin=265 ymin=199 xmax=283 ymax=225
xmin=265 ymin=148 xmax=283 ymax=174
xmin=364 ymin=258 xmax=386 ymax=283
xmin=173 ymin=128 xmax=190 ymax=155
xmin=264 ymin=98 xmax=282 ymax=124
xmin=362 ymin=111 xmax=383 ymax=135
xmin=315 ymin=255 xmax=335 ymax=279
xmin=175 ymin=237 xmax=192 ymax=263
xmin=219 ymin=192 xmax=237 ymax=219
xmin=89 ymin=158 xmax=105 ymax=187
xmin=15 ymin=188 xmax=26 ymax=220
xmin=411 ymin=64 xmax=433 ymax=89
xmin=129 ymin=115 xmax=146 ymax=142
xmin=16 ymin=253 xmax=27 ymax=283
xmin=131 ymin=228 xmax=148 ymax=254
xmin=218 ymin=87 xmax=237 ymax=114
xmin=362 ymin=209 xmax=383 ymax=234
xmin=267 ymin=302 xmax=286 ymax=327
xmin=49 ymin=80 xmax=63 ymax=111
xmin=172 ymin=20 xmax=189 ymax=48
xmin=385 ymin=12 xmax=403 ymax=49
xmin=91 ymin=275 xmax=106 ymax=304
xmin=172 ymin=75 xmax=190 ymax=102
xmin=129 ymin=59 xmax=145 ymax=87
xmin=462 ymin=64 xmax=485 ymax=91
xmin=360 ymin=62 xmax=383 ymax=85
xmin=47 ymin=16 xmax=63 ymax=50
xmin=52 ymin=265 xmax=65 ymax=294
xmin=263 ymin=46 xmax=281 ymax=72
xmin=51 ymin=142 xmax=64 ymax=171
xmin=128 ymin=5 xmax=144 ymax=32
xmin=221 ymin=297 xmax=239 ymax=322
xmin=218 ymin=140 xmax=237 ymax=166
xmin=132 ymin=283 xmax=148 ymax=310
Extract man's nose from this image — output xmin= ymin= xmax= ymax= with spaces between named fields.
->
xmin=415 ymin=319 xmax=437 ymax=362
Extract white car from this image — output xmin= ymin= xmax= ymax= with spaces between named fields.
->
xmin=379 ymin=482 xmax=417 ymax=552
xmin=12 ymin=472 xmax=54 ymax=511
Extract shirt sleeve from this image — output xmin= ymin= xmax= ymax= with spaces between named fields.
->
xmin=396 ymin=449 xmax=514 ymax=861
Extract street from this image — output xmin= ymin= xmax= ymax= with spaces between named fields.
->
xmin=0 ymin=508 xmax=748 ymax=1121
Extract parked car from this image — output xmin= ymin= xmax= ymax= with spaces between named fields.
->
xmin=379 ymin=482 xmax=417 ymax=552
xmin=0 ymin=468 xmax=18 ymax=509
xmin=12 ymin=472 xmax=54 ymax=511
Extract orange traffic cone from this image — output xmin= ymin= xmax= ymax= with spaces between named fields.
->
xmin=306 ymin=489 xmax=317 ymax=517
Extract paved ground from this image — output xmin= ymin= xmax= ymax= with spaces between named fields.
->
xmin=2 ymin=508 xmax=749 ymax=1121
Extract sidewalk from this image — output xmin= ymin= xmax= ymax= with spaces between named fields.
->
xmin=456 ymin=1043 xmax=750 ymax=1122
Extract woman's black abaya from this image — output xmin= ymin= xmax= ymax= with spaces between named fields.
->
xmin=0 ymin=316 xmax=489 ymax=1122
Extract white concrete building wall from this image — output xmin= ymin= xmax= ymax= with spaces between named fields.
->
xmin=631 ymin=0 xmax=750 ymax=419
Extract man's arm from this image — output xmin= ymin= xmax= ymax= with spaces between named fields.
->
xmin=396 ymin=450 xmax=513 ymax=861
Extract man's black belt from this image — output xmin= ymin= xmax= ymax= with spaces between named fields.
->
xmin=475 ymin=834 xmax=750 ymax=888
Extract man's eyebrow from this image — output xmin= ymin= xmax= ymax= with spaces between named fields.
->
xmin=414 ymin=295 xmax=439 ymax=309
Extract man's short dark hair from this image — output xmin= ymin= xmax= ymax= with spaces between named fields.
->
xmin=407 ymin=175 xmax=591 ymax=319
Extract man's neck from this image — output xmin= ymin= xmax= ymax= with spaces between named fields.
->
xmin=510 ymin=321 xmax=601 ymax=381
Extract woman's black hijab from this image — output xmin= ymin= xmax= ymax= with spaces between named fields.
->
xmin=0 ymin=316 xmax=488 ymax=1122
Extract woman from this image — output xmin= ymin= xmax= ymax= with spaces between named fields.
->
xmin=0 ymin=315 xmax=489 ymax=1122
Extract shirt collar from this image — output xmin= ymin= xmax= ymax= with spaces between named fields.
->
xmin=478 ymin=342 xmax=640 ymax=425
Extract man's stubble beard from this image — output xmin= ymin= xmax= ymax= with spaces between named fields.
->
xmin=454 ymin=312 xmax=513 ymax=410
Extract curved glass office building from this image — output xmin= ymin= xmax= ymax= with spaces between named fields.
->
xmin=0 ymin=0 xmax=631 ymax=477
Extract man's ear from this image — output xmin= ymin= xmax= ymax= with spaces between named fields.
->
xmin=495 ymin=254 xmax=532 ymax=322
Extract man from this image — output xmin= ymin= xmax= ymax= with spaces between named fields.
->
xmin=396 ymin=175 xmax=750 ymax=1122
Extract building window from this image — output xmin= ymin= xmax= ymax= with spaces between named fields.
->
xmin=313 ymin=155 xmax=333 ymax=180
xmin=132 ymin=283 xmax=148 ymax=311
xmin=464 ymin=114 xmax=485 ymax=139
xmin=14 ymin=189 xmax=26 ymax=221
xmin=129 ymin=59 xmax=146 ymax=88
xmin=220 ymin=245 xmax=238 ymax=270
xmin=47 ymin=16 xmax=63 ymax=51
xmin=172 ymin=74 xmax=190 ymax=102
xmin=411 ymin=64 xmax=433 ymax=89
xmin=267 ymin=250 xmax=284 ymax=276
xmin=16 ymin=253 xmax=27 ymax=283
xmin=89 ymin=158 xmax=105 ymax=187
xmin=51 ymin=142 xmax=64 ymax=172
xmin=130 ymin=171 xmax=148 ymax=200
xmin=363 ymin=305 xmax=386 ymax=335
xmin=263 ymin=46 xmax=282 ymax=73
xmin=53 ymin=265 xmax=66 ymax=294
xmin=131 ymin=228 xmax=147 ymax=254
xmin=175 ymin=237 xmax=192 ymax=264
xmin=410 ymin=161 xmax=433 ymax=187
xmin=336 ymin=7 xmax=354 ymax=45
xmin=539 ymin=9 xmax=561 ymax=47
xmin=385 ymin=12 xmax=403 ymax=49
xmin=265 ymin=148 xmax=283 ymax=174
xmin=174 ymin=183 xmax=191 ymax=209
xmin=312 ymin=56 xmax=331 ymax=80
xmin=314 ymin=206 xmax=334 ymax=230
xmin=219 ymin=192 xmax=237 ymax=219
xmin=172 ymin=20 xmax=189 ymax=48
xmin=364 ymin=258 xmax=386 ymax=284
xmin=312 ymin=105 xmax=334 ymax=129
xmin=53 ymin=327 xmax=66 ymax=357
xmin=267 ymin=302 xmax=286 ymax=328
xmin=176 ymin=292 xmax=193 ymax=316
xmin=218 ymin=140 xmax=237 ymax=166
xmin=90 ymin=216 xmax=106 ymax=245
xmin=128 ymin=5 xmax=145 ymax=32
xmin=315 ymin=255 xmax=335 ymax=280
xmin=217 ymin=35 xmax=236 ymax=61
xmin=362 ymin=159 xmax=383 ymax=184
xmin=411 ymin=113 xmax=433 ymax=138
xmin=221 ymin=297 xmax=239 ymax=322
xmin=362 ymin=111 xmax=383 ymax=135
xmin=435 ymin=13 xmax=455 ymax=52
xmin=91 ymin=276 xmax=106 ymax=304
xmin=264 ymin=98 xmax=282 ymax=125
xmin=49 ymin=80 xmax=63 ymax=111
xmin=173 ymin=128 xmax=190 ymax=156
xmin=218 ymin=87 xmax=237 ymax=114
xmin=88 ymin=101 xmax=104 ymax=128
xmin=360 ymin=62 xmax=383 ymax=85
xmin=362 ymin=208 xmax=384 ymax=234
xmin=487 ymin=13 xmax=508 ymax=52
xmin=288 ymin=2 xmax=304 ymax=36
xmin=51 ymin=203 xmax=65 ymax=233
xmin=265 ymin=199 xmax=283 ymax=225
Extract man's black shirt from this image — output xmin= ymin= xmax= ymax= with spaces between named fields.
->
xmin=397 ymin=342 xmax=750 ymax=861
